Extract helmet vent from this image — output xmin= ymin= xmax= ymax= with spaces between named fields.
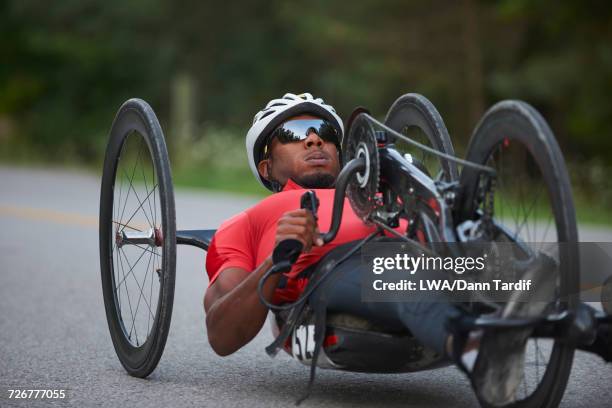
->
xmin=259 ymin=110 xmax=274 ymax=120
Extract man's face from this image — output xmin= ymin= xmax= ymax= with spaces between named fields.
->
xmin=257 ymin=114 xmax=341 ymax=189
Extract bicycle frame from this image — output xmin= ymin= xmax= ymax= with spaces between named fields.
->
xmin=312 ymin=130 xmax=612 ymax=344
xmin=174 ymin=126 xmax=611 ymax=346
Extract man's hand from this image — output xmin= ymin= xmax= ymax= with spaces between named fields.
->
xmin=275 ymin=209 xmax=323 ymax=252
xmin=204 ymin=207 xmax=323 ymax=356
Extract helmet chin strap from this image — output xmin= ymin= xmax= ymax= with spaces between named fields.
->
xmin=269 ymin=179 xmax=284 ymax=193
xmin=265 ymin=161 xmax=285 ymax=193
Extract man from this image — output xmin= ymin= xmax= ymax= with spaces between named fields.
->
xmin=203 ymin=93 xmax=543 ymax=406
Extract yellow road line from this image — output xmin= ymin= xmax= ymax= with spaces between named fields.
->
xmin=0 ymin=205 xmax=98 ymax=228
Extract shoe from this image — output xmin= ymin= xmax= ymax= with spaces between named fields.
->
xmin=601 ymin=276 xmax=612 ymax=315
xmin=584 ymin=321 xmax=612 ymax=362
xmin=579 ymin=303 xmax=612 ymax=362
xmin=469 ymin=252 xmax=558 ymax=406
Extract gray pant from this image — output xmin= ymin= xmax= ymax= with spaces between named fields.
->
xmin=308 ymin=239 xmax=463 ymax=355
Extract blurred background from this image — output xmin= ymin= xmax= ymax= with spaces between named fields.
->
xmin=1 ymin=0 xmax=611 ymax=223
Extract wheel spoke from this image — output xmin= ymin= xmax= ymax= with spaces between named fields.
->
xmin=120 ymin=184 xmax=158 ymax=233
xmin=103 ymin=104 xmax=176 ymax=372
xmin=118 ymin=136 xmax=143 ymax=229
xmin=113 ymin=239 xmax=122 ymax=316
xmin=130 ymin=243 xmax=161 ymax=257
xmin=117 ymin=164 xmax=130 ymax=232
xmin=110 ymin=133 xmax=163 ymax=348
xmin=115 ymin=159 xmax=123 ymax=231
xmin=139 ymin=157 xmax=157 ymax=229
xmin=488 ymin=138 xmax=560 ymax=403
xmin=538 ymin=216 xmax=554 ymax=250
xmin=148 ymin=246 xmax=158 ymax=335
xmin=113 ymin=221 xmax=141 ymax=232
xmin=119 ymin=248 xmax=156 ymax=322
xmin=116 ymin=245 xmax=137 ymax=341
xmin=110 ymin=131 xmax=167 ymax=349
xmin=128 ymin=248 xmax=155 ymax=341
xmin=114 ymin=245 xmax=149 ymax=292
xmin=514 ymin=182 xmax=544 ymax=242
xmin=122 ymin=168 xmax=155 ymax=231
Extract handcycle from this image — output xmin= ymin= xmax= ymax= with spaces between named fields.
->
xmin=99 ymin=94 xmax=612 ymax=408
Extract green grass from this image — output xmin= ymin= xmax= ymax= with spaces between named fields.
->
xmin=574 ymin=195 xmax=612 ymax=227
xmin=1 ymin=139 xmax=611 ymax=225
xmin=2 ymin=157 xmax=610 ymax=226
xmin=172 ymin=165 xmax=267 ymax=197
xmin=492 ymin=190 xmax=612 ymax=229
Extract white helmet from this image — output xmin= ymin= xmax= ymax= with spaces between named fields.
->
xmin=246 ymin=92 xmax=344 ymax=191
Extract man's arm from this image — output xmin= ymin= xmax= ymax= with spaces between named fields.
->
xmin=204 ymin=258 xmax=278 ymax=356
xmin=203 ymin=209 xmax=322 ymax=356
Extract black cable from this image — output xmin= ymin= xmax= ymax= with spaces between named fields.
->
xmin=363 ymin=113 xmax=496 ymax=174
xmin=257 ymin=229 xmax=382 ymax=312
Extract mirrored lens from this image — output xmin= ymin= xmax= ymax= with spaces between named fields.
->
xmin=274 ymin=119 xmax=340 ymax=145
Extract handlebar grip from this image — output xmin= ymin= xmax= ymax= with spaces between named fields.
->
xmin=300 ymin=190 xmax=319 ymax=218
xmin=272 ymin=238 xmax=303 ymax=266
xmin=271 ymin=191 xmax=320 ymax=268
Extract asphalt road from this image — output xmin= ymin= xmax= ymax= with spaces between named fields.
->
xmin=1 ymin=165 xmax=612 ymax=407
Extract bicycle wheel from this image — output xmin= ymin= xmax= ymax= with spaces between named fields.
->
xmin=384 ymin=93 xmax=459 ymax=182
xmin=99 ymin=98 xmax=176 ymax=378
xmin=459 ymin=100 xmax=579 ymax=408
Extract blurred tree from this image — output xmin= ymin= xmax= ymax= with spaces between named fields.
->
xmin=0 ymin=0 xmax=174 ymax=161
xmin=1 ymin=0 xmax=611 ymax=168
xmin=488 ymin=0 xmax=612 ymax=161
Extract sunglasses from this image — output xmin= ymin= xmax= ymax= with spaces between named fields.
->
xmin=263 ymin=119 xmax=341 ymax=158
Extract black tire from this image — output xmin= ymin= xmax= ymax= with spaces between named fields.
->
xmin=99 ymin=98 xmax=176 ymax=378
xmin=384 ymin=93 xmax=459 ymax=182
xmin=459 ymin=100 xmax=579 ymax=408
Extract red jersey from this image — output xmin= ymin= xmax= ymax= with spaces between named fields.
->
xmin=205 ymin=178 xmax=405 ymax=303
